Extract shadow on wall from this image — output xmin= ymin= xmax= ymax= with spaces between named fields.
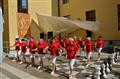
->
xmin=30 ymin=19 xmax=42 ymax=41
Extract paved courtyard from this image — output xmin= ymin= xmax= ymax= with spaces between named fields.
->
xmin=0 ymin=52 xmax=120 ymax=79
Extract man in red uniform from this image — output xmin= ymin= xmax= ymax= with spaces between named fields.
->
xmin=60 ymin=39 xmax=65 ymax=48
xmin=54 ymin=36 xmax=60 ymax=45
xmin=37 ymin=38 xmax=47 ymax=70
xmin=78 ymin=37 xmax=85 ymax=56
xmin=73 ymin=36 xmax=79 ymax=53
xmin=63 ymin=38 xmax=70 ymax=57
xmin=84 ymin=37 xmax=93 ymax=67
xmin=95 ymin=36 xmax=104 ymax=61
xmin=64 ymin=38 xmax=70 ymax=50
xmin=20 ymin=39 xmax=28 ymax=64
xmin=60 ymin=39 xmax=66 ymax=56
xmin=78 ymin=37 xmax=84 ymax=50
xmin=28 ymin=37 xmax=37 ymax=66
xmin=47 ymin=38 xmax=61 ymax=76
xmin=66 ymin=38 xmax=77 ymax=78
xmin=10 ymin=38 xmax=21 ymax=62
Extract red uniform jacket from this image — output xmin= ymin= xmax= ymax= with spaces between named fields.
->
xmin=73 ymin=40 xmax=79 ymax=51
xmin=85 ymin=40 xmax=93 ymax=53
xmin=37 ymin=41 xmax=47 ymax=54
xmin=54 ymin=38 xmax=59 ymax=44
xmin=66 ymin=44 xmax=76 ymax=59
xmin=21 ymin=42 xmax=28 ymax=53
xmin=79 ymin=40 xmax=84 ymax=48
xmin=96 ymin=39 xmax=104 ymax=48
xmin=60 ymin=40 xmax=65 ymax=47
xmin=15 ymin=41 xmax=21 ymax=51
xmin=48 ymin=42 xmax=60 ymax=56
xmin=54 ymin=38 xmax=60 ymax=49
xmin=64 ymin=39 xmax=70 ymax=49
xmin=29 ymin=40 xmax=36 ymax=54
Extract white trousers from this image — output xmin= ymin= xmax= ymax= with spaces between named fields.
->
xmin=97 ymin=48 xmax=103 ymax=53
xmin=69 ymin=59 xmax=76 ymax=69
xmin=86 ymin=52 xmax=92 ymax=60
xmin=52 ymin=55 xmax=57 ymax=64
xmin=38 ymin=54 xmax=45 ymax=62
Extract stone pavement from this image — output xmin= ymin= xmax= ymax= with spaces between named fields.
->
xmin=0 ymin=72 xmax=10 ymax=79
xmin=0 ymin=52 xmax=120 ymax=79
xmin=0 ymin=62 xmax=40 ymax=79
xmin=51 ymin=52 xmax=120 ymax=79
xmin=0 ymin=58 xmax=63 ymax=79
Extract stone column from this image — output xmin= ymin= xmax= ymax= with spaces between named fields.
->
xmin=0 ymin=7 xmax=4 ymax=63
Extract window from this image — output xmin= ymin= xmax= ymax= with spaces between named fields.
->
xmin=22 ymin=0 xmax=27 ymax=9
xmin=63 ymin=0 xmax=69 ymax=4
xmin=63 ymin=15 xmax=70 ymax=19
xmin=86 ymin=10 xmax=96 ymax=21
xmin=18 ymin=0 xmax=28 ymax=13
xmin=85 ymin=10 xmax=96 ymax=37
xmin=118 ymin=4 xmax=120 ymax=30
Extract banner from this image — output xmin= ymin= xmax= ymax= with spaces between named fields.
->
xmin=17 ymin=13 xmax=30 ymax=38
xmin=37 ymin=13 xmax=100 ymax=35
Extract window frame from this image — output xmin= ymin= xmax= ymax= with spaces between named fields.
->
xmin=17 ymin=0 xmax=28 ymax=13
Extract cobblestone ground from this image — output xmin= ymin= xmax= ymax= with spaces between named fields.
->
xmin=0 ymin=52 xmax=120 ymax=79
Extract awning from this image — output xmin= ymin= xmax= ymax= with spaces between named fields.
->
xmin=37 ymin=13 xmax=100 ymax=34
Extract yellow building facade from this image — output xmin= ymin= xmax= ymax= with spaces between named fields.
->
xmin=60 ymin=0 xmax=120 ymax=40
xmin=0 ymin=0 xmax=120 ymax=49
xmin=1 ymin=0 xmax=59 ymax=48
